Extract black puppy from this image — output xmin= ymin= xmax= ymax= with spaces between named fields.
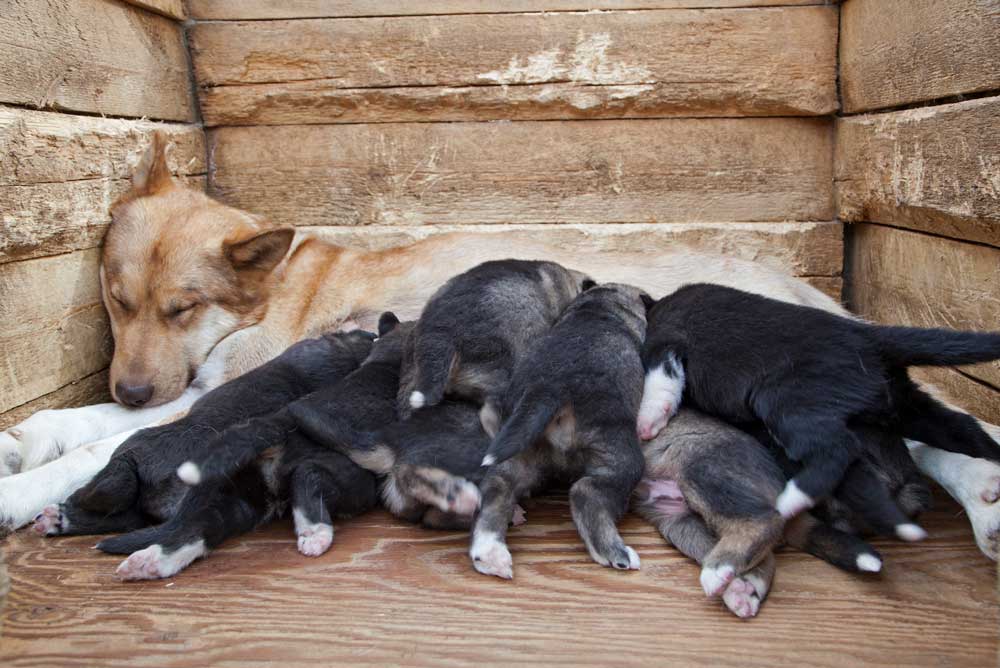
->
xmin=401 ymin=259 xmax=592 ymax=418
xmin=32 ymin=330 xmax=378 ymax=579
xmin=472 ymin=283 xmax=649 ymax=579
xmin=637 ymin=283 xmax=1000 ymax=521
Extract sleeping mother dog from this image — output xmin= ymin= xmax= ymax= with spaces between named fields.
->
xmin=1 ymin=132 xmax=999 ymax=562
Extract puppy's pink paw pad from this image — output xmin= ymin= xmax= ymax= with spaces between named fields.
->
xmin=117 ymin=548 xmax=163 ymax=581
xmin=297 ymin=526 xmax=334 ymax=557
xmin=511 ymin=504 xmax=527 ymax=526
xmin=722 ymin=577 xmax=761 ymax=619
xmin=32 ymin=505 xmax=64 ymax=536
xmin=981 ymin=476 xmax=1000 ymax=504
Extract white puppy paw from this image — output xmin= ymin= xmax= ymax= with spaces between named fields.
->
xmin=0 ymin=430 xmax=23 ymax=477
xmin=700 ymin=564 xmax=736 ymax=597
xmin=297 ymin=524 xmax=334 ymax=557
xmin=32 ymin=505 xmax=67 ymax=536
xmin=116 ymin=541 xmax=206 ymax=581
xmin=470 ymin=531 xmax=513 ymax=579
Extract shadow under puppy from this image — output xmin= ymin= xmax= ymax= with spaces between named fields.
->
xmin=637 ymin=283 xmax=1000 ymax=522
xmin=472 ymin=283 xmax=649 ymax=579
xmin=635 ymin=408 xmax=930 ymax=619
xmin=33 ymin=330 xmax=379 ymax=579
xmin=400 ymin=259 xmax=592 ymax=420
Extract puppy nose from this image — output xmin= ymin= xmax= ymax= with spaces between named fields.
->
xmin=115 ymin=381 xmax=154 ymax=407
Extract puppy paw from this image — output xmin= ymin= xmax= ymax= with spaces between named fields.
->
xmin=297 ymin=524 xmax=334 ymax=557
xmin=510 ymin=504 xmax=527 ymax=527
xmin=722 ymin=577 xmax=762 ymax=619
xmin=590 ymin=542 xmax=641 ymax=571
xmin=116 ymin=541 xmax=206 ymax=581
xmin=470 ymin=531 xmax=513 ymax=579
xmin=700 ymin=563 xmax=736 ymax=597
xmin=31 ymin=505 xmax=67 ymax=536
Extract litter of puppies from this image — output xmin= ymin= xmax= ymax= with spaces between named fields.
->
xmin=30 ymin=259 xmax=1000 ymax=618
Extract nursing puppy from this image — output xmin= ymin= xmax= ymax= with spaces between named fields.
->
xmin=638 ymin=283 xmax=1000 ymax=520
xmin=401 ymin=259 xmax=592 ymax=417
xmin=472 ymin=283 xmax=648 ymax=579
xmin=636 ymin=408 xmax=901 ymax=619
xmin=33 ymin=330 xmax=378 ymax=578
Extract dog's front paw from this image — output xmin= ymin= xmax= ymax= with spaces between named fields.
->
xmin=471 ymin=531 xmax=513 ymax=579
xmin=4 ymin=410 xmax=73 ymax=472
xmin=963 ymin=461 xmax=1000 ymax=561
xmin=32 ymin=505 xmax=67 ymax=536
xmin=0 ymin=430 xmax=22 ymax=478
xmin=297 ymin=524 xmax=334 ymax=557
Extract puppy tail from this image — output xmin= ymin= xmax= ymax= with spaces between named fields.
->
xmin=409 ymin=334 xmax=456 ymax=411
xmin=288 ymin=402 xmax=391 ymax=474
xmin=785 ymin=513 xmax=884 ymax=573
xmin=480 ymin=392 xmax=562 ymax=467
xmin=177 ymin=410 xmax=295 ymax=486
xmin=872 ymin=325 xmax=1000 ymax=367
xmin=96 ymin=524 xmax=167 ymax=555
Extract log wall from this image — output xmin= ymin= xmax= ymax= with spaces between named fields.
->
xmin=839 ymin=0 xmax=1000 ymax=422
xmin=0 ymin=0 xmax=203 ymax=426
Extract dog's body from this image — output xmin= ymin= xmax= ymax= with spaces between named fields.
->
xmin=2 ymin=134 xmax=999 ymax=563
xmin=635 ymin=408 xmax=923 ymax=618
xmin=32 ymin=331 xmax=379 ymax=579
xmin=401 ymin=259 xmax=591 ymax=417
xmin=471 ymin=284 xmax=648 ymax=579
xmin=638 ymin=283 xmax=1000 ymax=521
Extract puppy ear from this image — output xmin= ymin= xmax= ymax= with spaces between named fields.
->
xmin=130 ymin=131 xmax=175 ymax=196
xmin=224 ymin=227 xmax=295 ymax=274
xmin=581 ymin=278 xmax=597 ymax=291
xmin=640 ymin=292 xmax=656 ymax=312
xmin=378 ymin=311 xmax=401 ymax=336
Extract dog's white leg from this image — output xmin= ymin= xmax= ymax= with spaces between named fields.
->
xmin=907 ymin=440 xmax=1000 ymax=561
xmin=2 ymin=385 xmax=208 ymax=477
xmin=0 ymin=428 xmax=139 ymax=530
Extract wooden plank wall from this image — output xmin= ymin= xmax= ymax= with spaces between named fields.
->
xmin=188 ymin=0 xmax=843 ymax=314
xmin=0 ymin=0 xmax=204 ymax=427
xmin=838 ymin=0 xmax=1000 ymax=422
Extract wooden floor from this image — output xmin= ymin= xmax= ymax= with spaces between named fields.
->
xmin=1 ymin=493 xmax=996 ymax=667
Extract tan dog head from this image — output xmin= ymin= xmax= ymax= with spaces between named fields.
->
xmin=102 ymin=132 xmax=294 ymax=407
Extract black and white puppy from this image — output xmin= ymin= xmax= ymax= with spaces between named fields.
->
xmin=33 ymin=330 xmax=378 ymax=579
xmin=471 ymin=283 xmax=648 ymax=578
xmin=401 ymin=259 xmax=592 ymax=418
xmin=638 ymin=283 xmax=1000 ymax=520
xmin=635 ymin=408 xmax=910 ymax=619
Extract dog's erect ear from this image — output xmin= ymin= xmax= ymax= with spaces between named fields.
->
xmin=130 ymin=131 xmax=175 ymax=196
xmin=224 ymin=227 xmax=295 ymax=274
xmin=640 ymin=292 xmax=656 ymax=313
xmin=378 ymin=312 xmax=401 ymax=337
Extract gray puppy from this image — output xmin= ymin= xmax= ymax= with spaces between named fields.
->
xmin=400 ymin=259 xmax=592 ymax=419
xmin=635 ymin=408 xmax=891 ymax=619
xmin=471 ymin=283 xmax=648 ymax=578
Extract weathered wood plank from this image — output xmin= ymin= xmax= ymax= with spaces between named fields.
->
xmin=121 ymin=0 xmax=186 ymax=20
xmin=188 ymin=1 xmax=830 ymax=20
xmin=847 ymin=224 xmax=1000 ymax=389
xmin=0 ymin=370 xmax=109 ymax=431
xmin=191 ymin=7 xmax=838 ymax=124
xmin=210 ymin=119 xmax=834 ymax=227
xmin=0 ymin=250 xmax=111 ymax=413
xmin=913 ymin=367 xmax=1000 ymax=426
xmin=0 ymin=0 xmax=195 ymax=121
xmin=310 ymin=222 xmax=844 ymax=284
xmin=836 ymin=97 xmax=1000 ymax=247
xmin=1 ymin=497 xmax=995 ymax=667
xmin=0 ymin=107 xmax=206 ymax=264
xmin=840 ymin=0 xmax=1000 ymax=113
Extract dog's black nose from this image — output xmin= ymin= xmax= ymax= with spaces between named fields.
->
xmin=115 ymin=382 xmax=154 ymax=407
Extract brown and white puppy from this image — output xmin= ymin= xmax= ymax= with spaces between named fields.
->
xmin=2 ymin=132 xmax=999 ymax=566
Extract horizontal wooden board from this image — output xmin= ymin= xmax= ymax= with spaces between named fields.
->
xmin=841 ymin=0 xmax=1000 ymax=113
xmin=0 ymin=107 xmax=206 ymax=264
xmin=0 ymin=0 xmax=195 ymax=121
xmin=189 ymin=1 xmax=830 ymax=20
xmin=121 ymin=0 xmax=186 ymax=20
xmin=2 ymin=496 xmax=996 ymax=667
xmin=847 ymin=224 xmax=1000 ymax=389
xmin=836 ymin=97 xmax=1000 ymax=247
xmin=191 ymin=7 xmax=838 ymax=124
xmin=0 ymin=370 xmax=109 ymax=432
xmin=0 ymin=249 xmax=111 ymax=413
xmin=913 ymin=367 xmax=1000 ymax=427
xmin=210 ymin=118 xmax=834 ymax=226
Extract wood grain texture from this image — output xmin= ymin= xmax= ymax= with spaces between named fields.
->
xmin=913 ymin=367 xmax=1000 ymax=425
xmin=840 ymin=0 xmax=1000 ymax=113
xmin=209 ymin=119 xmax=834 ymax=226
xmin=1 ymin=494 xmax=995 ymax=667
xmin=836 ymin=97 xmax=1000 ymax=247
xmin=0 ymin=107 xmax=206 ymax=264
xmin=0 ymin=0 xmax=195 ymax=121
xmin=846 ymin=224 xmax=1000 ymax=389
xmin=0 ymin=249 xmax=111 ymax=414
xmin=188 ymin=0 xmax=830 ymax=20
xmin=121 ymin=0 xmax=186 ymax=20
xmin=190 ymin=7 xmax=838 ymax=125
xmin=0 ymin=370 xmax=110 ymax=432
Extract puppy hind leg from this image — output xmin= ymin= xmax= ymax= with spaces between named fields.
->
xmin=784 ymin=513 xmax=883 ymax=573
xmin=33 ymin=501 xmax=146 ymax=537
xmin=699 ymin=513 xmax=783 ymax=598
xmin=66 ymin=456 xmax=140 ymax=516
xmin=394 ymin=464 xmax=481 ymax=516
xmin=470 ymin=460 xmax=534 ymax=579
xmin=834 ymin=460 xmax=926 ymax=541
xmin=290 ymin=464 xmax=338 ymax=557
xmin=773 ymin=422 xmax=859 ymax=519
